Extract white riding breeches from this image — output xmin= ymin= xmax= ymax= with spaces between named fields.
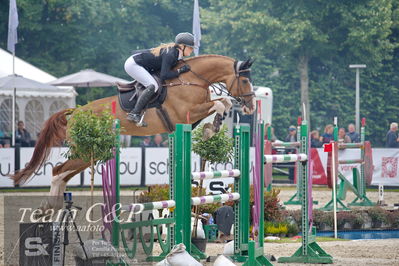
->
xmin=124 ymin=55 xmax=159 ymax=92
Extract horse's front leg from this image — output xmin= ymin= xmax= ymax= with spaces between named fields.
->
xmin=187 ymin=100 xmax=228 ymax=125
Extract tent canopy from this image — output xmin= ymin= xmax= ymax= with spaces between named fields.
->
xmin=49 ymin=69 xmax=128 ymax=87
xmin=0 ymin=74 xmax=75 ymax=98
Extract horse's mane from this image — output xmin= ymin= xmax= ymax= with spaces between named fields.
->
xmin=184 ymin=54 xmax=234 ymax=63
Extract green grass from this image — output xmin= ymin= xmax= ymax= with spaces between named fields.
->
xmin=265 ymin=236 xmax=349 ymax=243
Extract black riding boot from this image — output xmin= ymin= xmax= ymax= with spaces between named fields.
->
xmin=127 ymin=85 xmax=156 ymax=123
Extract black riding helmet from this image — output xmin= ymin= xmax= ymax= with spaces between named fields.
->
xmin=175 ymin=32 xmax=195 ymax=48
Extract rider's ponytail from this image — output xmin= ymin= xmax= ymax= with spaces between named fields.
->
xmin=151 ymin=43 xmax=176 ymax=56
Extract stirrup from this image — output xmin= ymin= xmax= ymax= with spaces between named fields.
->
xmin=134 ymin=111 xmax=147 ymax=127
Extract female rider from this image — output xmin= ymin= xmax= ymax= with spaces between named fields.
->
xmin=124 ymin=32 xmax=195 ymax=124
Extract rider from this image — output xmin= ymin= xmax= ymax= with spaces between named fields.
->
xmin=124 ymin=32 xmax=195 ymax=124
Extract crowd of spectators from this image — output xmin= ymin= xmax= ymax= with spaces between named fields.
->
xmin=266 ymin=120 xmax=399 ymax=149
xmin=0 ymin=120 xmax=35 ymax=148
xmin=2 ymin=120 xmax=399 ymax=149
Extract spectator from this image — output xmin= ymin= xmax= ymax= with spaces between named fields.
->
xmin=320 ymin=124 xmax=334 ymax=144
xmin=338 ymin=128 xmax=351 ymax=143
xmin=140 ymin=136 xmax=153 ymax=147
xmin=346 ymin=123 xmax=360 ymax=143
xmin=386 ymin=122 xmax=399 ymax=148
xmin=15 ymin=121 xmax=32 ymax=147
xmin=0 ymin=129 xmax=5 ymax=147
xmin=285 ymin=125 xmax=297 ymax=143
xmin=285 ymin=125 xmax=297 ymax=183
xmin=153 ymin=134 xmax=167 ymax=147
xmin=310 ymin=130 xmax=322 ymax=148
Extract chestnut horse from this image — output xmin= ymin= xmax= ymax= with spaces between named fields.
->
xmin=11 ymin=54 xmax=255 ymax=211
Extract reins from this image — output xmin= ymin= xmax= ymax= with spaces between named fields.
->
xmin=166 ymin=59 xmax=255 ymax=108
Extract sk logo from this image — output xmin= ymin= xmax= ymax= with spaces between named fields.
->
xmin=24 ymin=237 xmax=49 ymax=256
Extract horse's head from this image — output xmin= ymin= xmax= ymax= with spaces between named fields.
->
xmin=227 ymin=59 xmax=256 ymax=114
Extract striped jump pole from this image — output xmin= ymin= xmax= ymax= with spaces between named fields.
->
xmin=264 ymin=154 xmax=308 ymax=163
xmin=191 ymin=169 xmax=240 ymax=180
xmin=121 ymin=200 xmax=176 ymax=213
xmin=191 ymin=193 xmax=240 ymax=205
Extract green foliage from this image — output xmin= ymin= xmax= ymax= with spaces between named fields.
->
xmin=264 ymin=221 xmax=288 ymax=236
xmin=368 ymin=206 xmax=389 ymax=226
xmin=336 ymin=211 xmax=357 ymax=229
xmin=65 ymin=108 xmax=118 ymax=164
xmin=192 ymin=124 xmax=233 ymax=164
xmin=387 ymin=210 xmax=399 ymax=228
xmin=263 ymin=188 xmax=283 ymax=222
xmin=137 ymin=184 xmax=170 ymax=203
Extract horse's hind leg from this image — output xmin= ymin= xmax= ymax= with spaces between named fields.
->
xmin=40 ymin=159 xmax=90 ymax=213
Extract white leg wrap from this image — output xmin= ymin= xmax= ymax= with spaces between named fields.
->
xmin=208 ymin=101 xmax=225 ymax=115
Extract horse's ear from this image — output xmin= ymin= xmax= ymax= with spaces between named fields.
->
xmin=240 ymin=59 xmax=250 ymax=70
xmin=248 ymin=58 xmax=255 ymax=68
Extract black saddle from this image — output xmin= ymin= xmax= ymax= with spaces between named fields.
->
xmin=117 ymin=75 xmax=167 ymax=112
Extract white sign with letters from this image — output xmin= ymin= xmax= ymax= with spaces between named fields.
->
xmin=0 ymin=148 xmax=14 ymax=187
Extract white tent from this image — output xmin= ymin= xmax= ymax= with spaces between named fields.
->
xmin=0 ymin=48 xmax=76 ymax=142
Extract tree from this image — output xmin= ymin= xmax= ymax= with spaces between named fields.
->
xmin=65 ymin=108 xmax=119 ymax=234
xmin=201 ymin=0 xmax=398 ymax=144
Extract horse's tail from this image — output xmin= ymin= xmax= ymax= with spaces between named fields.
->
xmin=11 ymin=108 xmax=74 ymax=185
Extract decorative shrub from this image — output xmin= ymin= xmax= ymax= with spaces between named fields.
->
xmin=264 ymin=222 xmax=288 ymax=236
xmin=263 ymin=188 xmax=283 ymax=222
xmin=387 ymin=210 xmax=399 ymax=228
xmin=368 ymin=207 xmax=389 ymax=227
xmin=287 ymin=223 xmax=299 ymax=237
xmin=137 ymin=184 xmax=169 ymax=203
xmin=337 ymin=212 xmax=357 ymax=229
xmin=352 ymin=212 xmax=365 ymax=229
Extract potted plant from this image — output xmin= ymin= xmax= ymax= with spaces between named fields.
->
xmin=387 ymin=210 xmax=399 ymax=229
xmin=191 ymin=123 xmax=234 ymax=251
xmin=368 ymin=207 xmax=388 ymax=228
xmin=65 ymin=108 xmax=118 ymax=238
xmin=352 ymin=211 xmax=365 ymax=229
xmin=337 ymin=211 xmax=356 ymax=230
xmin=314 ymin=211 xmax=333 ymax=231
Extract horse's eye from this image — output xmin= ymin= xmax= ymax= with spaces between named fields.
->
xmin=242 ymin=79 xmax=249 ymax=84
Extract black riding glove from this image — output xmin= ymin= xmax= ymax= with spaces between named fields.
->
xmin=177 ymin=65 xmax=191 ymax=74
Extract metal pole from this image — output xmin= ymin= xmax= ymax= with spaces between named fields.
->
xmin=332 ymin=142 xmax=338 ymax=239
xmin=12 ymin=51 xmax=16 ymax=146
xmin=355 ymin=68 xmax=360 ymax=133
xmin=349 ymin=64 xmax=366 ymax=133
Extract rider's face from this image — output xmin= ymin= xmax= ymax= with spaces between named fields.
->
xmin=183 ymin=46 xmax=194 ymax=56
xmin=179 ymin=45 xmax=193 ymax=56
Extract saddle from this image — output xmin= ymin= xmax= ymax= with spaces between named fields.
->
xmin=116 ymin=75 xmax=174 ymax=132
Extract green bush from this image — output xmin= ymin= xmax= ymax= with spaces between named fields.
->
xmin=264 ymin=221 xmax=289 ymax=236
xmin=287 ymin=223 xmax=299 ymax=237
xmin=387 ymin=210 xmax=399 ymax=228
xmin=337 ymin=211 xmax=357 ymax=229
xmin=263 ymin=188 xmax=283 ymax=222
xmin=368 ymin=207 xmax=389 ymax=227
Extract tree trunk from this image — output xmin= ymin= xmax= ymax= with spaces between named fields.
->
xmin=298 ymin=54 xmax=310 ymax=126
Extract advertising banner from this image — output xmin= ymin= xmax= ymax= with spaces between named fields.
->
xmin=0 ymin=148 xmax=14 ymax=187
xmin=83 ymin=147 xmax=142 ymax=186
xmin=370 ymin=148 xmax=399 ymax=186
xmin=19 ymin=148 xmax=81 ymax=186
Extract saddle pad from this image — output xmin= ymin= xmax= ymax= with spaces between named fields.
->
xmin=118 ymin=85 xmax=167 ymax=112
